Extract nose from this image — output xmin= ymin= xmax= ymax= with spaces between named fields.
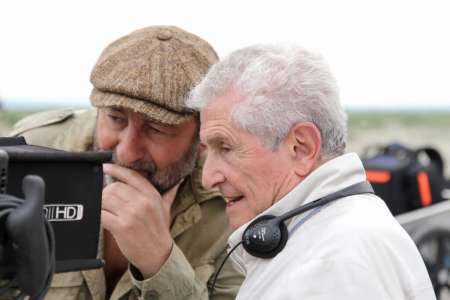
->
xmin=115 ymin=125 xmax=147 ymax=164
xmin=202 ymin=152 xmax=226 ymax=190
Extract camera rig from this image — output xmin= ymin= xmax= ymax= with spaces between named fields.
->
xmin=0 ymin=137 xmax=111 ymax=299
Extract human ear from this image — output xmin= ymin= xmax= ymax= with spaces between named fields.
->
xmin=286 ymin=122 xmax=322 ymax=177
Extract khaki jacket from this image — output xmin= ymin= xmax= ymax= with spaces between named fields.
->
xmin=9 ymin=109 xmax=243 ymax=300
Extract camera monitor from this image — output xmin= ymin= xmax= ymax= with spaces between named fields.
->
xmin=0 ymin=137 xmax=111 ymax=272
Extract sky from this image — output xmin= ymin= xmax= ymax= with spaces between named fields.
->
xmin=0 ymin=0 xmax=449 ymax=110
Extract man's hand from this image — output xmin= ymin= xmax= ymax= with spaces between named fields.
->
xmin=101 ymin=163 xmax=178 ymax=278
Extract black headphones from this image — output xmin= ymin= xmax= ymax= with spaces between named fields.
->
xmin=241 ymin=181 xmax=374 ymax=258
xmin=209 ymin=181 xmax=375 ymax=296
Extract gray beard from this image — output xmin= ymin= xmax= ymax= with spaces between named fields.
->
xmin=96 ymin=139 xmax=199 ymax=194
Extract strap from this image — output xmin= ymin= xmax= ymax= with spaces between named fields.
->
xmin=278 ymin=181 xmax=374 ymax=222
xmin=416 ymin=147 xmax=444 ymax=176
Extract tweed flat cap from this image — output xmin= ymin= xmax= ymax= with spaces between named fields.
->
xmin=90 ymin=25 xmax=218 ymax=125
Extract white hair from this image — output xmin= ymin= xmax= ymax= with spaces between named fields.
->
xmin=187 ymin=44 xmax=347 ymax=159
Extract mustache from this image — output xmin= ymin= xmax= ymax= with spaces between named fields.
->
xmin=111 ymin=151 xmax=156 ymax=175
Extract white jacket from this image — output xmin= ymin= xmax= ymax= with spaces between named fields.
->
xmin=229 ymin=153 xmax=435 ymax=300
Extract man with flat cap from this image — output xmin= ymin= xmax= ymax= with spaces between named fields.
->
xmin=10 ymin=26 xmax=243 ymax=300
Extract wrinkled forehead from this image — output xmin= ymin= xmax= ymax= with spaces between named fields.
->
xmin=200 ymin=90 xmax=243 ymax=122
xmin=200 ymin=110 xmax=247 ymax=148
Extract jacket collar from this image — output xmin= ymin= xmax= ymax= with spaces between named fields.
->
xmin=170 ymin=151 xmax=222 ymax=238
xmin=54 ymin=109 xmax=97 ymax=151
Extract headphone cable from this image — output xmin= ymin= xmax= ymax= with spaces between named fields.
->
xmin=209 ymin=241 xmax=243 ymax=296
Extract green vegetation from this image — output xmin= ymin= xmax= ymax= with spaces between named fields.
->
xmin=2 ymin=109 xmax=450 ymax=132
xmin=0 ymin=109 xmax=42 ymax=126
xmin=1 ymin=108 xmax=449 ymax=176
xmin=0 ymin=109 xmax=44 ymax=135
xmin=347 ymin=111 xmax=450 ymax=129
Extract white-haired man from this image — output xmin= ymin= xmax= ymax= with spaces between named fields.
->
xmin=187 ymin=44 xmax=436 ymax=299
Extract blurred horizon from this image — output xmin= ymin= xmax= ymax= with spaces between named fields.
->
xmin=1 ymin=97 xmax=449 ymax=112
xmin=2 ymin=101 xmax=450 ymax=179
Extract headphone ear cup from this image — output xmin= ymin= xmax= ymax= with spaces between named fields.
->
xmin=242 ymin=215 xmax=289 ymax=259
xmin=277 ymin=221 xmax=289 ymax=256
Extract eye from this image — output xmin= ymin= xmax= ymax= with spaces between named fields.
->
xmin=107 ymin=113 xmax=126 ymax=127
xmin=219 ymin=143 xmax=231 ymax=153
xmin=144 ymin=124 xmax=165 ymax=136
xmin=108 ymin=115 xmax=123 ymax=122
